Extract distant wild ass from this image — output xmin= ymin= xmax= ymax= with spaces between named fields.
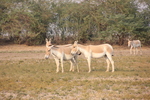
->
xmin=45 ymin=39 xmax=79 ymax=73
xmin=71 ymin=41 xmax=114 ymax=73
xmin=128 ymin=39 xmax=142 ymax=55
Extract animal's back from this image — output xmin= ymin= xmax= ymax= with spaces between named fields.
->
xmin=132 ymin=40 xmax=141 ymax=47
xmin=89 ymin=44 xmax=113 ymax=54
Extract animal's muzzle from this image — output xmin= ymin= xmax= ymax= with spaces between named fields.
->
xmin=71 ymin=51 xmax=76 ymax=55
xmin=44 ymin=55 xmax=49 ymax=59
xmin=77 ymin=51 xmax=81 ymax=55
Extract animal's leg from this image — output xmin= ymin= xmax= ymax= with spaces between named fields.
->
xmin=69 ymin=61 xmax=73 ymax=72
xmin=54 ymin=58 xmax=59 ymax=73
xmin=70 ymin=60 xmax=74 ymax=72
xmin=130 ymin=46 xmax=133 ymax=54
xmin=60 ymin=57 xmax=64 ymax=73
xmin=140 ymin=46 xmax=142 ymax=55
xmin=106 ymin=59 xmax=110 ymax=72
xmin=76 ymin=63 xmax=79 ymax=73
xmin=106 ymin=54 xmax=114 ymax=72
xmin=74 ymin=56 xmax=79 ymax=72
xmin=136 ymin=48 xmax=138 ymax=55
xmin=110 ymin=60 xmax=114 ymax=72
xmin=87 ymin=57 xmax=91 ymax=73
xmin=134 ymin=47 xmax=136 ymax=55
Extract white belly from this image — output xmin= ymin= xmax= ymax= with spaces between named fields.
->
xmin=63 ymin=54 xmax=73 ymax=60
xmin=91 ymin=52 xmax=105 ymax=58
xmin=51 ymin=52 xmax=73 ymax=60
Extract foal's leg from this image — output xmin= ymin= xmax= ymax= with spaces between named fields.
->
xmin=74 ymin=56 xmax=79 ymax=72
xmin=54 ymin=58 xmax=60 ymax=73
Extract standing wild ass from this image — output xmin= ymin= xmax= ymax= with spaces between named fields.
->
xmin=128 ymin=39 xmax=142 ymax=55
xmin=71 ymin=41 xmax=114 ymax=73
xmin=45 ymin=39 xmax=79 ymax=73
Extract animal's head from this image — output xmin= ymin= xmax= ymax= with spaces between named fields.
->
xmin=71 ymin=41 xmax=79 ymax=55
xmin=46 ymin=38 xmax=52 ymax=47
xmin=128 ymin=39 xmax=131 ymax=47
xmin=45 ymin=48 xmax=50 ymax=59
xmin=45 ymin=38 xmax=53 ymax=59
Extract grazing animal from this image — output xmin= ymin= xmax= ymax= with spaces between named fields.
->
xmin=45 ymin=39 xmax=79 ymax=73
xmin=128 ymin=39 xmax=142 ymax=55
xmin=71 ymin=41 xmax=114 ymax=73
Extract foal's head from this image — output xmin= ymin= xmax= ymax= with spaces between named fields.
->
xmin=71 ymin=41 xmax=79 ymax=55
xmin=46 ymin=38 xmax=52 ymax=47
xmin=45 ymin=48 xmax=50 ymax=59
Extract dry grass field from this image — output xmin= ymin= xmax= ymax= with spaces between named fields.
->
xmin=0 ymin=44 xmax=150 ymax=100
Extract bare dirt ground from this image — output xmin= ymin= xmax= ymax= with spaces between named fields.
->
xmin=0 ymin=44 xmax=46 ymax=60
xmin=0 ymin=44 xmax=150 ymax=60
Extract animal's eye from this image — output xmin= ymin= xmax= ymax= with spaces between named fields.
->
xmin=48 ymin=45 xmax=52 ymax=46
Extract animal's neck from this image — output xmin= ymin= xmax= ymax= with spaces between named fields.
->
xmin=78 ymin=44 xmax=88 ymax=53
xmin=51 ymin=47 xmax=59 ymax=54
xmin=78 ymin=44 xmax=87 ymax=49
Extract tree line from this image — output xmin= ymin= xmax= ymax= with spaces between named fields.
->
xmin=0 ymin=0 xmax=150 ymax=45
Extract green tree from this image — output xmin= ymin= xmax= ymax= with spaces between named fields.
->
xmin=0 ymin=0 xmax=53 ymax=45
xmin=0 ymin=0 xmax=150 ymax=45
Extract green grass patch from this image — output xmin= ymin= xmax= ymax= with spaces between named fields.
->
xmin=0 ymin=53 xmax=150 ymax=99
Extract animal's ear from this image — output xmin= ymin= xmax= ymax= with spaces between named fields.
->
xmin=49 ymin=38 xmax=51 ymax=42
xmin=49 ymin=45 xmax=54 ymax=49
xmin=46 ymin=38 xmax=48 ymax=42
xmin=74 ymin=41 xmax=78 ymax=44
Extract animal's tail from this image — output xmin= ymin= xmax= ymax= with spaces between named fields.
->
xmin=112 ymin=51 xmax=114 ymax=56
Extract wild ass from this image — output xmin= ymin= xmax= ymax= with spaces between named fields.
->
xmin=71 ymin=41 xmax=114 ymax=73
xmin=45 ymin=39 xmax=79 ymax=73
xmin=128 ymin=39 xmax=142 ymax=55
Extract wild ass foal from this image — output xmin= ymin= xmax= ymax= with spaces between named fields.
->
xmin=128 ymin=39 xmax=142 ymax=55
xmin=45 ymin=39 xmax=79 ymax=73
xmin=71 ymin=41 xmax=114 ymax=73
